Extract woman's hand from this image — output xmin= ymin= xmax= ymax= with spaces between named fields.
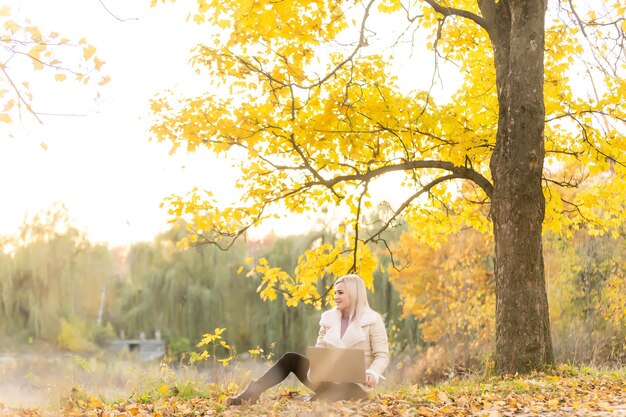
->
xmin=365 ymin=373 xmax=377 ymax=387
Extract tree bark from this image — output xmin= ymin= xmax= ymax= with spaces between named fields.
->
xmin=483 ymin=0 xmax=554 ymax=373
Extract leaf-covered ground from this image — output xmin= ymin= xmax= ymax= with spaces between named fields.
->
xmin=1 ymin=366 xmax=624 ymax=416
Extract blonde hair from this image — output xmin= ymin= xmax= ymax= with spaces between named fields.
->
xmin=334 ymin=274 xmax=371 ymax=323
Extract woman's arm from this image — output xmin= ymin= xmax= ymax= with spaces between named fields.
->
xmin=366 ymin=316 xmax=390 ymax=385
xmin=316 ymin=323 xmax=328 ymax=347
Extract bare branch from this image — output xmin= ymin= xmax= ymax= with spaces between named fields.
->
xmin=351 ymin=181 xmax=370 ymax=273
xmin=303 ymin=281 xmax=336 ymax=306
xmin=566 ymin=0 xmax=587 ymax=37
xmin=365 ymin=174 xmax=459 ymax=245
xmin=568 ymin=112 xmax=626 ymax=169
xmin=369 ymin=235 xmax=412 ymax=272
xmin=560 ymin=197 xmax=598 ymax=226
xmin=422 ymin=0 xmax=489 ymax=32
xmin=286 ymin=133 xmax=343 ymax=201
xmin=0 ymin=65 xmax=42 ymax=123
xmin=546 ymin=109 xmax=626 ymax=125
xmin=542 ymin=172 xmax=588 ymax=188
xmin=7 ymin=49 xmax=86 ymax=76
xmin=189 ymin=202 xmax=269 ymax=250
xmin=96 ymin=0 xmax=141 ymax=22
xmin=305 ymin=160 xmax=493 ymax=199
xmin=545 ymin=148 xmax=582 ymax=158
xmin=306 ymin=0 xmax=377 ymax=88
xmin=563 ymin=0 xmax=625 ymax=77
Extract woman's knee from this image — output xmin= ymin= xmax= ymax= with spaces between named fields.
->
xmin=278 ymin=352 xmax=302 ymax=366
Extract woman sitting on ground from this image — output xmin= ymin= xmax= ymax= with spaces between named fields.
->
xmin=226 ymin=273 xmax=389 ymax=405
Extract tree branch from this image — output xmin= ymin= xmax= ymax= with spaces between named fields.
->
xmin=351 ymin=180 xmax=370 ymax=273
xmin=1 ymin=65 xmax=42 ymax=124
xmin=305 ymin=160 xmax=493 ymax=199
xmin=365 ymin=173 xmax=459 ymax=245
xmin=542 ymin=172 xmax=588 ymax=188
xmin=96 ymin=0 xmax=141 ymax=22
xmin=369 ymin=235 xmax=412 ymax=272
xmin=568 ymin=112 xmax=626 ymax=169
xmin=422 ymin=0 xmax=489 ymax=32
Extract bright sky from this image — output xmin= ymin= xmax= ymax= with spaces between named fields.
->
xmin=0 ymin=0 xmax=452 ymax=248
xmin=0 ymin=0 xmax=245 ymax=247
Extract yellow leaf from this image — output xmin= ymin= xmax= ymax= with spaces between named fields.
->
xmin=416 ymin=406 xmax=435 ymax=417
xmin=90 ymin=397 xmax=104 ymax=408
xmin=0 ymin=113 xmax=11 ymax=123
xmin=158 ymin=384 xmax=169 ymax=395
xmin=0 ymin=5 xmax=10 ymax=16
xmin=28 ymin=44 xmax=46 ymax=70
xmin=3 ymin=99 xmax=14 ymax=112
xmin=55 ymin=73 xmax=66 ymax=81
xmin=3 ymin=20 xmax=18 ymax=33
xmin=83 ymin=44 xmax=96 ymax=60
xmin=377 ymin=0 xmax=401 ymax=13
xmin=94 ymin=57 xmax=105 ymax=70
xmin=98 ymin=75 xmax=111 ymax=86
xmin=26 ymin=26 xmax=42 ymax=42
xmin=218 ymin=356 xmax=233 ymax=366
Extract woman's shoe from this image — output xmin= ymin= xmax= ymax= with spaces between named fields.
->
xmin=225 ymin=381 xmax=261 ymax=406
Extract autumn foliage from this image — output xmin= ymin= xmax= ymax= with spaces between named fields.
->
xmin=0 ymin=5 xmax=106 ymax=123
xmin=146 ymin=0 xmax=626 ymax=313
xmin=389 ymin=229 xmax=495 ymax=367
xmin=4 ymin=365 xmax=625 ymax=417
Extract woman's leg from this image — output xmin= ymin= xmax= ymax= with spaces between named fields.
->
xmin=227 ymin=352 xmax=312 ymax=405
xmin=255 ymin=352 xmax=313 ymax=390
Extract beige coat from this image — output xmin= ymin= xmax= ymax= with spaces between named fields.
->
xmin=315 ymin=307 xmax=389 ymax=392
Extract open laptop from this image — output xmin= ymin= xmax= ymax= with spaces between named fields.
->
xmin=307 ymin=346 xmax=367 ymax=384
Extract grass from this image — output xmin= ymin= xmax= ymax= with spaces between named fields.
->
xmin=2 ymin=350 xmax=625 ymax=417
xmin=55 ymin=362 xmax=625 ymax=416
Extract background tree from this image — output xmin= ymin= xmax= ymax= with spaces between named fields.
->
xmin=544 ymin=226 xmax=626 ymax=363
xmin=0 ymin=203 xmax=622 ymax=376
xmin=389 ymin=228 xmax=495 ymax=369
xmin=110 ymin=223 xmax=416 ymax=356
xmin=150 ymin=0 xmax=625 ymax=374
xmin=0 ymin=205 xmax=114 ymax=343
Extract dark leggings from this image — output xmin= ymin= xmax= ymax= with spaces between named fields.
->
xmin=254 ymin=352 xmax=367 ymax=401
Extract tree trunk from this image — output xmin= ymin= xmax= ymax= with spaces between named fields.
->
xmin=484 ymin=0 xmax=554 ymax=373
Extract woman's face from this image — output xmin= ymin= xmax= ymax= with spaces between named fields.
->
xmin=334 ymin=282 xmax=351 ymax=313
